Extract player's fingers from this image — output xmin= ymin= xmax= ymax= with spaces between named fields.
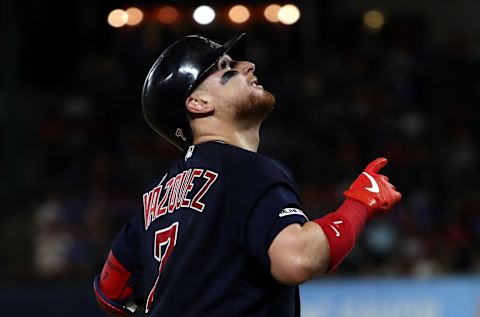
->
xmin=393 ymin=190 xmax=402 ymax=202
xmin=385 ymin=182 xmax=396 ymax=190
xmin=364 ymin=157 xmax=388 ymax=174
xmin=381 ymin=191 xmax=402 ymax=210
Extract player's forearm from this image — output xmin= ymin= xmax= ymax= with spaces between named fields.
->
xmin=93 ymin=251 xmax=141 ymax=316
xmin=269 ymin=221 xmax=331 ymax=284
xmin=296 ymin=221 xmax=332 ymax=278
xmin=270 ymin=199 xmax=367 ymax=284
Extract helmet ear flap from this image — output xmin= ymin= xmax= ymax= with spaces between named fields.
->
xmin=141 ymin=33 xmax=247 ymax=151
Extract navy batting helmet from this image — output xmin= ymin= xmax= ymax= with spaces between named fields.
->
xmin=142 ymin=33 xmax=247 ymax=151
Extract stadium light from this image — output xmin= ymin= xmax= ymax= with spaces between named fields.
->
xmin=363 ymin=10 xmax=385 ymax=32
xmin=108 ymin=9 xmax=128 ymax=28
xmin=228 ymin=5 xmax=250 ymax=24
xmin=278 ymin=4 xmax=300 ymax=25
xmin=125 ymin=7 xmax=143 ymax=26
xmin=193 ymin=5 xmax=216 ymax=25
xmin=157 ymin=6 xmax=179 ymax=24
xmin=264 ymin=4 xmax=281 ymax=23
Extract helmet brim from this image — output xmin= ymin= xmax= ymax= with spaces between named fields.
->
xmin=223 ymin=32 xmax=247 ymax=60
xmin=188 ymin=33 xmax=247 ymax=95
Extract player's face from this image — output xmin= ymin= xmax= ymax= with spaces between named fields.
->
xmin=200 ymin=54 xmax=275 ymax=124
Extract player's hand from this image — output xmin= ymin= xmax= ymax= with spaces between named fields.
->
xmin=343 ymin=157 xmax=402 ymax=218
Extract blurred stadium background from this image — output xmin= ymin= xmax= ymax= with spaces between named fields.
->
xmin=1 ymin=0 xmax=479 ymax=316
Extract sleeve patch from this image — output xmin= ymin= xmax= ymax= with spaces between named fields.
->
xmin=278 ymin=208 xmax=309 ymax=220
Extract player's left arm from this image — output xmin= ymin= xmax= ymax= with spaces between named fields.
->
xmin=93 ymin=214 xmax=145 ymax=316
xmin=268 ymin=157 xmax=401 ymax=285
xmin=93 ymin=251 xmax=142 ymax=316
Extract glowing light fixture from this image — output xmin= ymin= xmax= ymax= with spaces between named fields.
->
xmin=278 ymin=4 xmax=300 ymax=25
xmin=363 ymin=10 xmax=385 ymax=32
xmin=125 ymin=7 xmax=143 ymax=26
xmin=157 ymin=6 xmax=179 ymax=24
xmin=229 ymin=5 xmax=250 ymax=24
xmin=108 ymin=9 xmax=128 ymax=28
xmin=193 ymin=5 xmax=216 ymax=25
xmin=264 ymin=4 xmax=281 ymax=23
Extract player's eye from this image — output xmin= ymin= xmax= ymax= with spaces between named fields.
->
xmin=218 ymin=58 xmax=232 ymax=70
xmin=219 ymin=60 xmax=229 ymax=69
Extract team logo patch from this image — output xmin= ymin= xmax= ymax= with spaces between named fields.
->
xmin=279 ymin=208 xmax=308 ymax=220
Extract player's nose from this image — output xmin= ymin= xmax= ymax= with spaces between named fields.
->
xmin=235 ymin=60 xmax=255 ymax=75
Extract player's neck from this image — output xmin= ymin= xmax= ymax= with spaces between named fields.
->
xmin=192 ymin=121 xmax=261 ymax=152
xmin=231 ymin=128 xmax=260 ymax=152
xmin=194 ymin=131 xmax=260 ymax=152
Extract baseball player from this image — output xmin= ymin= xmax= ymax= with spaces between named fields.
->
xmin=93 ymin=33 xmax=401 ymax=316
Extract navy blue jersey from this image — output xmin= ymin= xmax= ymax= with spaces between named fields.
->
xmin=111 ymin=141 xmax=309 ymax=316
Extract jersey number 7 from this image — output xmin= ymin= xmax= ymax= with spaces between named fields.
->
xmin=145 ymin=222 xmax=179 ymax=313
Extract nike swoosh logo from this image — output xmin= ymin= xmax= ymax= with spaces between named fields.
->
xmin=329 ymin=225 xmax=340 ymax=237
xmin=329 ymin=221 xmax=343 ymax=237
xmin=362 ymin=172 xmax=379 ymax=193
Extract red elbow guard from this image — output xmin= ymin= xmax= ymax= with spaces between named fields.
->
xmin=93 ymin=251 xmax=137 ymax=316
xmin=99 ymin=251 xmax=134 ymax=301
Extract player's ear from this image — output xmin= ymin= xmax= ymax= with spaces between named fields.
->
xmin=186 ymin=94 xmax=213 ymax=115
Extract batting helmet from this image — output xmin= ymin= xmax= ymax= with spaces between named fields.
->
xmin=142 ymin=33 xmax=247 ymax=151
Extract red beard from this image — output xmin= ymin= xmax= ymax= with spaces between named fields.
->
xmin=234 ymin=89 xmax=276 ymax=126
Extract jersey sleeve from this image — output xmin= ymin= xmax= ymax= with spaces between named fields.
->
xmin=111 ymin=213 xmax=143 ymax=275
xmin=245 ymin=184 xmax=309 ymax=271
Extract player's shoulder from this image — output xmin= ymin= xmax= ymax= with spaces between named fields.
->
xmin=220 ymin=144 xmax=295 ymax=184
xmin=143 ymin=171 xmax=170 ymax=193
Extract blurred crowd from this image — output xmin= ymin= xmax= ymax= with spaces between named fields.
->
xmin=3 ymin=11 xmax=479 ymax=281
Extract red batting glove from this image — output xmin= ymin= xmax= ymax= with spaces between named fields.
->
xmin=343 ymin=157 xmax=402 ymax=219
